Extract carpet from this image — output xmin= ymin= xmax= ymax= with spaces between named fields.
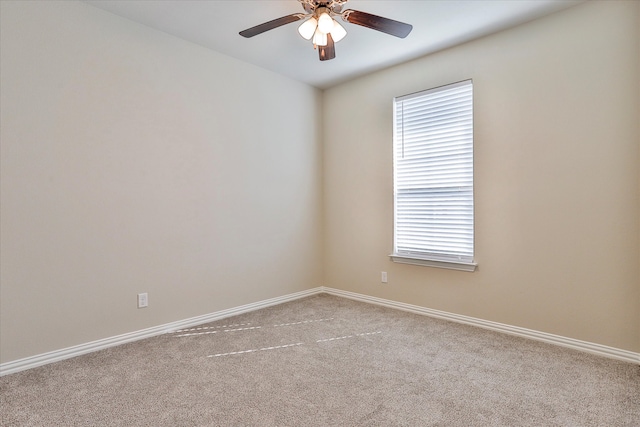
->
xmin=1 ymin=294 xmax=638 ymax=426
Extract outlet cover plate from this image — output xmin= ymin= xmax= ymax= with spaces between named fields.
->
xmin=137 ymin=293 xmax=148 ymax=308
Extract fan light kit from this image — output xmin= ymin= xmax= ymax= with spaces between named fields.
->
xmin=239 ymin=0 xmax=413 ymax=61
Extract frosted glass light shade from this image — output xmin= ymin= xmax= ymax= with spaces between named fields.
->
xmin=312 ymin=28 xmax=327 ymax=46
xmin=297 ymin=17 xmax=318 ymax=40
xmin=331 ymin=20 xmax=347 ymax=42
xmin=317 ymin=12 xmax=334 ymax=34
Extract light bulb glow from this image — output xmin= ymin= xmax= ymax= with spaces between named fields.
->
xmin=317 ymin=12 xmax=334 ymax=34
xmin=312 ymin=28 xmax=327 ymax=46
xmin=297 ymin=17 xmax=317 ymax=40
xmin=330 ymin=20 xmax=347 ymax=43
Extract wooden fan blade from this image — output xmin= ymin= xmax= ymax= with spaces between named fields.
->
xmin=343 ymin=10 xmax=412 ymax=38
xmin=239 ymin=14 xmax=304 ymax=38
xmin=319 ymin=33 xmax=336 ymax=61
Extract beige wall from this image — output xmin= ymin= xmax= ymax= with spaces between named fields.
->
xmin=0 ymin=1 xmax=322 ymax=363
xmin=1 ymin=0 xmax=639 ymax=366
xmin=323 ymin=1 xmax=640 ymax=352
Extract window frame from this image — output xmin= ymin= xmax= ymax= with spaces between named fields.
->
xmin=390 ymin=80 xmax=477 ymax=272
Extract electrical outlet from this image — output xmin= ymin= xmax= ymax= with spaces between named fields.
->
xmin=381 ymin=271 xmax=388 ymax=283
xmin=137 ymin=293 xmax=148 ymax=308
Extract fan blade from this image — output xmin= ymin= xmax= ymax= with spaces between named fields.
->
xmin=318 ymin=33 xmax=336 ymax=61
xmin=343 ymin=10 xmax=412 ymax=38
xmin=239 ymin=14 xmax=304 ymax=38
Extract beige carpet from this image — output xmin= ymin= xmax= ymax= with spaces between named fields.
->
xmin=1 ymin=294 xmax=638 ymax=426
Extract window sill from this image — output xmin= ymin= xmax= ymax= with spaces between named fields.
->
xmin=389 ymin=254 xmax=477 ymax=272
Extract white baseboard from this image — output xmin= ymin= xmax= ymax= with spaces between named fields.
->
xmin=2 ymin=286 xmax=637 ymax=376
xmin=320 ymin=287 xmax=640 ymax=365
xmin=0 ymin=287 xmax=323 ymax=376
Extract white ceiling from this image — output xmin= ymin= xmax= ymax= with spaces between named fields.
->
xmin=84 ymin=0 xmax=583 ymax=89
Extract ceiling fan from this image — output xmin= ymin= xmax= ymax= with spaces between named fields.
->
xmin=239 ymin=0 xmax=413 ymax=61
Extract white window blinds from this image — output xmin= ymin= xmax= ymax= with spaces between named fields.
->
xmin=393 ymin=80 xmax=474 ymax=264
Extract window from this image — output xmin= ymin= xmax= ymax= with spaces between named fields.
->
xmin=391 ymin=80 xmax=476 ymax=271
